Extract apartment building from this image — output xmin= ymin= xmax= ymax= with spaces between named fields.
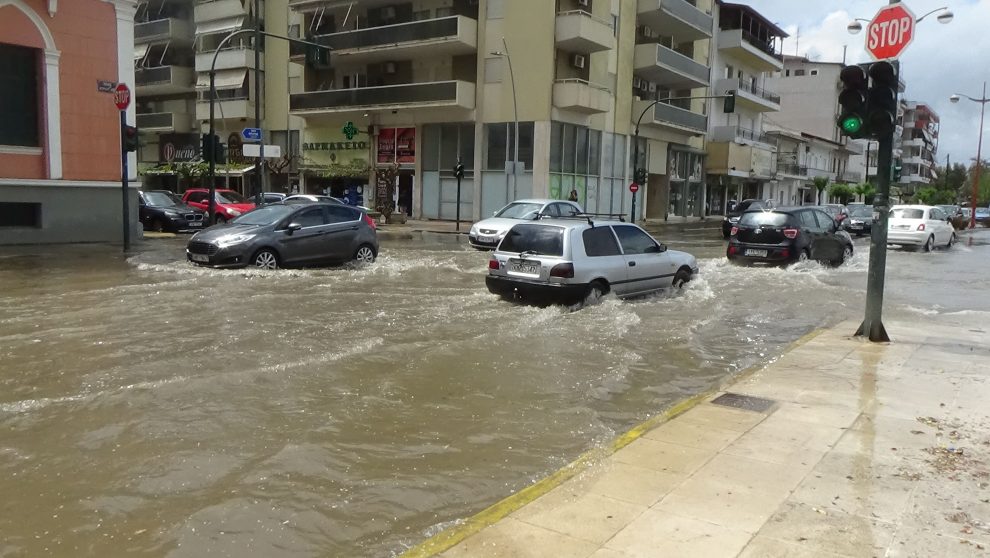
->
xmin=703 ymin=1 xmax=785 ymax=216
xmin=898 ymin=101 xmax=939 ymax=194
xmin=1 ymin=0 xmax=139 ymax=245
xmin=285 ymin=0 xmax=716 ymax=222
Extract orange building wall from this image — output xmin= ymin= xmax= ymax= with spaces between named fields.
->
xmin=0 ymin=0 xmax=121 ymax=182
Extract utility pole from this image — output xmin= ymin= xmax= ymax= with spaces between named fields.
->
xmin=254 ymin=0 xmax=264 ymax=205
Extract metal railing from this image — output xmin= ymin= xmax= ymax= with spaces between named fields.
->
xmin=135 ymin=66 xmax=174 ymax=86
xmin=553 ymin=78 xmax=611 ymax=92
xmin=313 ymin=16 xmax=465 ymax=51
xmin=776 ymin=162 xmax=808 ymax=176
xmin=659 ymin=0 xmax=713 ymax=35
xmin=654 ymin=43 xmax=709 ymax=83
xmin=291 ymin=81 xmax=460 ymax=111
xmin=740 ymin=29 xmax=782 ymax=60
xmin=653 ymin=101 xmax=706 ymax=132
xmin=734 ymin=78 xmax=780 ymax=104
xmin=735 ymin=127 xmax=771 ymax=144
xmin=135 ymin=18 xmax=171 ymax=41
xmin=136 ymin=112 xmax=174 ymax=129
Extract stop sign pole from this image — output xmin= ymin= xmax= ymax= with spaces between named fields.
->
xmin=114 ymin=83 xmax=131 ymax=251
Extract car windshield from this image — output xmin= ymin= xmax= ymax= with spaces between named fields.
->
xmin=498 ymin=224 xmax=564 ymax=256
xmin=936 ymin=205 xmax=957 ymax=214
xmin=739 ymin=212 xmax=789 ymax=226
xmin=977 ymin=208 xmax=990 ymax=215
xmin=848 ymin=206 xmax=872 ymax=217
xmin=216 ymin=191 xmax=249 ymax=204
xmin=231 ymin=204 xmax=294 ymax=226
xmin=495 ymin=202 xmax=542 ymax=219
xmin=890 ymin=208 xmax=924 ymax=219
xmin=143 ymin=192 xmax=178 ymax=207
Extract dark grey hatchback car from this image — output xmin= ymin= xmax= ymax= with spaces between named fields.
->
xmin=186 ymin=203 xmax=378 ymax=269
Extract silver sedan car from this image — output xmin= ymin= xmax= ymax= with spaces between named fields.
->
xmin=469 ymin=199 xmax=583 ymax=250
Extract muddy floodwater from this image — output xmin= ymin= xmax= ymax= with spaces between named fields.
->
xmin=2 ymin=229 xmax=988 ymax=557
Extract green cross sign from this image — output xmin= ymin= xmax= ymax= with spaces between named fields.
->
xmin=342 ymin=121 xmax=359 ymax=140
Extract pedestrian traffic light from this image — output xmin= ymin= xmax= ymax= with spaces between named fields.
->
xmin=201 ymin=133 xmax=225 ymax=164
xmin=723 ymin=90 xmax=736 ymax=114
xmin=634 ymin=167 xmax=647 ymax=185
xmin=453 ymin=161 xmax=465 ymax=179
xmin=866 ymin=61 xmax=899 ymax=138
xmin=837 ymin=65 xmax=869 ymax=138
xmin=122 ymin=125 xmax=139 ymax=152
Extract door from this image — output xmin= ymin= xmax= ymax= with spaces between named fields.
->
xmin=927 ymin=208 xmax=950 ymax=244
xmin=612 ymin=225 xmax=675 ymax=295
xmin=277 ymin=206 xmax=329 ymax=264
xmin=184 ymin=191 xmax=209 ymax=212
xmin=796 ymin=210 xmax=821 ymax=257
xmin=579 ymin=226 xmax=627 ymax=293
xmin=811 ymin=209 xmax=844 ymax=262
xmin=323 ymin=205 xmax=363 ymax=261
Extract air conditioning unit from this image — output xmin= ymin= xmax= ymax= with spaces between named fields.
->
xmin=383 ymin=61 xmax=397 ymax=74
xmin=632 ymin=77 xmax=643 ymax=89
xmin=571 ymin=54 xmax=586 ymax=69
xmin=647 ymin=82 xmax=657 ymax=92
xmin=577 ymin=0 xmax=590 ymax=7
xmin=642 ymin=26 xmax=653 ymax=37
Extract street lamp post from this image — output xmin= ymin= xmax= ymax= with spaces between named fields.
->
xmin=490 ymin=37 xmax=519 ymax=202
xmin=950 ymin=82 xmax=988 ymax=229
xmin=206 ymin=30 xmax=327 ymax=224
xmin=847 ymin=6 xmax=953 ymax=34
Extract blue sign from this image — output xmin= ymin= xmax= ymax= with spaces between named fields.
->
xmin=241 ymin=127 xmax=262 ymax=142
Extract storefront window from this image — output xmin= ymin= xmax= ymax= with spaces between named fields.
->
xmin=668 ymin=150 xmax=706 ymax=218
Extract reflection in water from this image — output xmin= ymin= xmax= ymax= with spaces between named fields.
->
xmin=1 ymin=231 xmax=988 ymax=557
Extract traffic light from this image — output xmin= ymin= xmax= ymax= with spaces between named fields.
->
xmin=634 ymin=167 xmax=647 ymax=185
xmin=866 ymin=61 xmax=899 ymax=138
xmin=723 ymin=90 xmax=736 ymax=114
xmin=201 ymin=133 xmax=225 ymax=164
xmin=453 ymin=161 xmax=465 ymax=179
xmin=837 ymin=65 xmax=869 ymax=138
xmin=892 ymin=159 xmax=903 ymax=182
xmin=122 ymin=125 xmax=139 ymax=152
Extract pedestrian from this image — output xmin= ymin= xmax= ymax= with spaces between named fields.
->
xmin=567 ymin=188 xmax=578 ymax=202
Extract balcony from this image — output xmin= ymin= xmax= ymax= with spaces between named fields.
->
xmin=707 ymin=142 xmax=775 ymax=178
xmin=777 ymin=162 xmax=808 ymax=177
xmin=715 ymin=77 xmax=779 ymax=112
xmin=135 ymin=66 xmax=195 ymax=95
xmin=710 ymin=125 xmax=773 ymax=146
xmin=290 ymin=81 xmax=476 ymax=115
xmin=313 ymin=16 xmax=478 ymax=64
xmin=194 ymin=0 xmax=247 ymax=24
xmin=717 ymin=29 xmax=783 ymax=72
xmin=635 ymin=100 xmax=706 ymax=134
xmin=135 ymin=18 xmax=194 ymax=45
xmin=637 ymin=0 xmax=713 ymax=43
xmin=839 ymin=170 xmax=863 ymax=183
xmin=555 ymin=11 xmax=615 ymax=54
xmin=633 ymin=43 xmax=709 ymax=90
xmin=195 ymin=47 xmax=259 ymax=72
xmin=196 ymin=97 xmax=256 ymax=121
xmin=552 ymin=79 xmax=611 ymax=114
xmin=136 ymin=111 xmax=192 ymax=133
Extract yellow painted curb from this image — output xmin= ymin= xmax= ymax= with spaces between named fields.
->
xmin=400 ymin=326 xmax=826 ymax=558
xmin=142 ymin=232 xmax=177 ymax=239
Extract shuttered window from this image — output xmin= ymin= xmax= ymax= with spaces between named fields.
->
xmin=0 ymin=43 xmax=40 ymax=147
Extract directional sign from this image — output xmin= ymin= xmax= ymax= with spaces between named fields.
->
xmin=242 ymin=144 xmax=282 ymax=158
xmin=629 ymin=182 xmax=640 ymax=193
xmin=241 ymin=127 xmax=262 ymax=142
xmin=113 ymin=83 xmax=130 ymax=110
xmin=865 ymin=3 xmax=915 ymax=61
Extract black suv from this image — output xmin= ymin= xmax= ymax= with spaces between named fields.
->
xmin=722 ymin=199 xmax=774 ymax=239
xmin=727 ymin=207 xmax=854 ymax=266
xmin=139 ymin=190 xmax=206 ymax=233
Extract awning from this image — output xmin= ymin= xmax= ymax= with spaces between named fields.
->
xmin=134 ymin=43 xmax=149 ymax=60
xmin=195 ymin=16 xmax=244 ymax=37
xmin=196 ymin=69 xmax=248 ymax=90
xmin=215 ymin=164 xmax=257 ymax=176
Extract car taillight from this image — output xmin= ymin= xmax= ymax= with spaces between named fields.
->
xmin=488 ymin=258 xmax=500 ymax=270
xmin=363 ymin=213 xmax=377 ymax=230
xmin=549 ymin=263 xmax=574 ymax=278
xmin=783 ymin=228 xmax=799 ymax=239
xmin=730 ymin=226 xmax=739 ymax=236
xmin=727 ymin=245 xmax=738 ymax=256
xmin=780 ymin=249 xmax=790 ymax=259
xmin=917 ymin=223 xmax=926 ymax=231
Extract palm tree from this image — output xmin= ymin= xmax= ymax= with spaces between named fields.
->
xmin=813 ymin=177 xmax=830 ymax=205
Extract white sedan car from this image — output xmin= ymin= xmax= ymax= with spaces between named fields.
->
xmin=469 ymin=199 xmax=583 ymax=250
xmin=887 ymin=204 xmax=956 ymax=251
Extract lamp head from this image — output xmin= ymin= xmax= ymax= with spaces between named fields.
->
xmin=490 ymin=51 xmax=503 ymax=56
xmin=847 ymin=20 xmax=863 ymax=34
xmin=949 ymin=94 xmax=961 ymax=104
xmin=937 ymin=10 xmax=954 ymax=24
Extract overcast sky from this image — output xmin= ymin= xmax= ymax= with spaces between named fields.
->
xmin=735 ymin=0 xmax=989 ymax=168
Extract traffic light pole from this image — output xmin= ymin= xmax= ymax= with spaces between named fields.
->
xmin=120 ymin=110 xmax=130 ymax=252
xmin=855 ymin=130 xmax=893 ymax=342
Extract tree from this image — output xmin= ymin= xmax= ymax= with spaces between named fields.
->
xmin=915 ymin=187 xmax=956 ymax=206
xmin=829 ymin=183 xmax=855 ymax=205
xmin=854 ymin=183 xmax=876 ymax=204
xmin=812 ymin=177 xmax=830 ymax=205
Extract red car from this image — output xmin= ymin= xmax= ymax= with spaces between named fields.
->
xmin=181 ymin=189 xmax=256 ymax=223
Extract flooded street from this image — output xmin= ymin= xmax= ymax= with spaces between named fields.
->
xmin=2 ymin=228 xmax=989 ymax=557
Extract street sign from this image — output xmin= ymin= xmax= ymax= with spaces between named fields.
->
xmin=242 ymin=144 xmax=282 ymax=158
xmin=97 ymin=80 xmax=116 ymax=93
xmin=865 ymin=3 xmax=915 ymax=61
xmin=113 ymin=83 xmax=130 ymax=110
xmin=241 ymin=127 xmax=262 ymax=142
xmin=629 ymin=182 xmax=640 ymax=193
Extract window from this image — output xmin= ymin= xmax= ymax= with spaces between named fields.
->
xmin=484 ymin=57 xmax=502 ymax=83
xmin=929 ymin=208 xmax=944 ymax=221
xmin=725 ymin=65 xmax=734 ymax=79
xmin=327 ymin=205 xmax=360 ymax=223
xmin=794 ymin=69 xmax=806 ymax=76
xmin=0 ymin=44 xmax=40 ymax=147
xmin=810 ymin=70 xmax=819 ymax=76
xmin=612 ymin=225 xmax=657 ymax=255
xmin=186 ymin=192 xmax=207 ymax=203
xmin=813 ymin=210 xmax=835 ymax=230
xmin=583 ymin=227 xmax=621 ymax=257
xmin=294 ymin=207 xmax=326 ymax=227
xmin=0 ymin=202 xmax=41 ymax=228
xmin=487 ymin=0 xmax=504 ymax=18
xmin=485 ymin=122 xmax=534 ymax=171
xmin=499 ymin=224 xmax=564 ymax=256
xmin=785 ymin=70 xmax=790 ymax=77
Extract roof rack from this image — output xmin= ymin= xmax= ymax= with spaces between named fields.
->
xmin=542 ymin=212 xmax=626 ymax=226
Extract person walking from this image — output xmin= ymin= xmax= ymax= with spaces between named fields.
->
xmin=567 ymin=188 xmax=579 ymax=202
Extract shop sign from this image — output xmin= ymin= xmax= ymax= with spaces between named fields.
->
xmin=303 ymin=141 xmax=369 ymax=152
xmin=159 ymin=133 xmax=199 ymax=163
xmin=377 ymin=127 xmax=415 ymax=165
xmin=303 ymin=126 xmax=370 ymax=166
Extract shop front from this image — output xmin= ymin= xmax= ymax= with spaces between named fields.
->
xmin=301 ymin=123 xmax=373 ymax=207
xmin=666 ymin=147 xmax=706 ymax=219
xmin=375 ymin=127 xmax=416 ymax=218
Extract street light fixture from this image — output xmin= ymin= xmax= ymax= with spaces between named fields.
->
xmin=490 ymin=37 xmax=520 ymax=202
xmin=847 ymin=7 xmax=952 ymax=34
xmin=949 ymin=82 xmax=988 ymax=229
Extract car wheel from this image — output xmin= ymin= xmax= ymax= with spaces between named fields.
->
xmin=797 ymin=250 xmax=810 ymax=263
xmin=947 ymin=232 xmax=956 ymax=248
xmin=354 ymin=244 xmax=376 ymax=264
xmin=215 ymin=215 xmax=228 ymax=224
xmin=584 ymin=281 xmax=608 ymax=306
xmin=148 ymin=218 xmax=165 ymax=233
xmin=251 ymin=249 xmax=279 ymax=270
xmin=841 ymin=245 xmax=853 ymax=265
xmin=923 ymin=235 xmax=935 ymax=252
xmin=672 ymin=267 xmax=693 ymax=289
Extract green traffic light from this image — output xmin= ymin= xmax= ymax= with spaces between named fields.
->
xmin=841 ymin=116 xmax=863 ymax=134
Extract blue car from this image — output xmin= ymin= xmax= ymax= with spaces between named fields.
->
xmin=976 ymin=207 xmax=990 ymax=225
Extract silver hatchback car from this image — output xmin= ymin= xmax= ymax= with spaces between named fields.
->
xmin=485 ymin=217 xmax=699 ymax=306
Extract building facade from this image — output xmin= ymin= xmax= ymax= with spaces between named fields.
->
xmin=1 ymin=0 xmax=138 ymax=244
xmin=898 ymin=101 xmax=939 ymax=195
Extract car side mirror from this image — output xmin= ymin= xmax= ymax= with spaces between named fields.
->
xmin=285 ymin=222 xmax=302 ymax=235
xmin=646 ymin=243 xmax=666 ymax=254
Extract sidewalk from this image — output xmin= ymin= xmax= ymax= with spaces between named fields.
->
xmin=376 ymin=218 xmax=723 ymax=242
xmin=404 ymin=320 xmax=990 ymax=557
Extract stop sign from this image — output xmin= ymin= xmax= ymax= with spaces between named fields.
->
xmin=629 ymin=182 xmax=639 ymax=193
xmin=865 ymin=3 xmax=915 ymax=61
xmin=113 ymin=83 xmax=130 ymax=110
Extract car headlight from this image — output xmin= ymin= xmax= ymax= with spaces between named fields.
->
xmin=216 ymin=234 xmax=254 ymax=248
xmin=226 ymin=208 xmax=242 ymax=217
xmin=164 ymin=210 xmax=181 ymax=218
xmin=469 ymin=225 xmax=479 ymax=235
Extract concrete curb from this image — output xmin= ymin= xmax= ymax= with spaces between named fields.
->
xmin=399 ymin=326 xmax=828 ymax=558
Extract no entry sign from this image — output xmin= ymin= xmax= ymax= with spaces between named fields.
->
xmin=866 ymin=3 xmax=916 ymax=61
xmin=629 ymin=182 xmax=640 ymax=193
xmin=113 ymin=83 xmax=131 ymax=110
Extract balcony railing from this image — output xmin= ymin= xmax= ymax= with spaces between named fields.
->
xmin=135 ymin=19 xmax=171 ymax=41
xmin=136 ymin=112 xmax=174 ymax=129
xmin=314 ymin=16 xmax=464 ymax=51
xmin=728 ymin=27 xmax=783 ymax=61
xmin=653 ymin=101 xmax=706 ymax=132
xmin=656 ymin=44 xmax=709 ymax=84
xmin=660 ymin=0 xmax=713 ymax=34
xmin=291 ymin=81 xmax=468 ymax=112
xmin=735 ymin=78 xmax=780 ymax=104
xmin=736 ymin=127 xmax=771 ymax=144
xmin=135 ymin=66 xmax=175 ymax=86
xmin=777 ymin=162 xmax=808 ymax=175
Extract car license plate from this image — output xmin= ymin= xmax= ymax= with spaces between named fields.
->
xmin=188 ymin=221 xmax=203 ymax=227
xmin=479 ymin=235 xmax=494 ymax=243
xmin=510 ymin=262 xmax=539 ymax=274
xmin=745 ymin=249 xmax=768 ymax=257
xmin=190 ymin=253 xmax=209 ymax=262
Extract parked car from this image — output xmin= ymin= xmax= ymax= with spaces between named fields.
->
xmin=186 ymin=203 xmax=378 ymax=269
xmin=722 ymin=199 xmax=774 ymax=239
xmin=283 ymin=194 xmax=373 ymax=214
xmin=975 ymin=207 xmax=990 ymax=226
xmin=726 ymin=206 xmax=854 ymax=266
xmin=469 ymin=199 xmax=584 ymax=250
xmin=936 ymin=204 xmax=967 ymax=230
xmin=485 ymin=217 xmax=698 ymax=307
xmin=181 ymin=189 xmax=256 ymax=224
xmin=887 ymin=205 xmax=956 ymax=251
xmin=138 ymin=190 xmax=206 ymax=233
xmin=843 ymin=204 xmax=874 ymax=236
xmin=262 ymin=192 xmax=287 ymax=204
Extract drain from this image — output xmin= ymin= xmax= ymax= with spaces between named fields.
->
xmin=710 ymin=392 xmax=776 ymax=413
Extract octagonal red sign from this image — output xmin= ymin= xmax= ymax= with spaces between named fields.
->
xmin=866 ymin=3 xmax=916 ymax=61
